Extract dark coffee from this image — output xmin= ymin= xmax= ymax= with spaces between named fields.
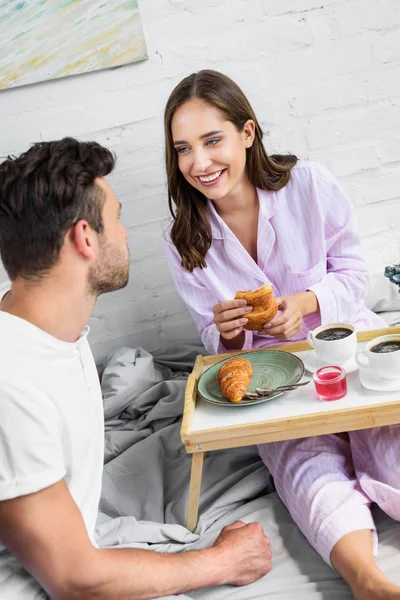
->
xmin=316 ymin=327 xmax=353 ymax=342
xmin=370 ymin=341 xmax=400 ymax=354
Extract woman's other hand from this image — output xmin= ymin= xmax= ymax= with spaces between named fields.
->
xmin=258 ymin=291 xmax=319 ymax=340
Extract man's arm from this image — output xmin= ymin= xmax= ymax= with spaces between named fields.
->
xmin=0 ymin=480 xmax=271 ymax=600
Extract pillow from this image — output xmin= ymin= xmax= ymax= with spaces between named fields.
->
xmin=366 ymin=267 xmax=400 ymax=313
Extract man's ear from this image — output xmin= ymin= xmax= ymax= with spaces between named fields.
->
xmin=71 ymin=220 xmax=96 ymax=260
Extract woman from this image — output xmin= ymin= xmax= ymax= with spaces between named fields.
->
xmin=163 ymin=69 xmax=400 ymax=599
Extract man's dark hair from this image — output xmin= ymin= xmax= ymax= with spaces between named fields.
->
xmin=0 ymin=137 xmax=115 ymax=280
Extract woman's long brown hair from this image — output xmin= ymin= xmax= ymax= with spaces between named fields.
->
xmin=164 ymin=70 xmax=297 ymax=272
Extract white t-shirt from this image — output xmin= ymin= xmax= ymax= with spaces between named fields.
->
xmin=0 ymin=299 xmax=104 ymax=599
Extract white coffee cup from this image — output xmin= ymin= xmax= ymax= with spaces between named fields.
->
xmin=355 ymin=334 xmax=400 ymax=380
xmin=307 ymin=322 xmax=357 ymax=366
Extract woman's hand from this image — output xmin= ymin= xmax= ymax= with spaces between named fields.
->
xmin=213 ymin=299 xmax=253 ymax=341
xmin=258 ymin=292 xmax=319 ymax=340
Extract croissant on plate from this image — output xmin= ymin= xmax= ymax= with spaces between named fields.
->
xmin=217 ymin=357 xmax=253 ymax=403
xmin=235 ymin=282 xmax=278 ymax=331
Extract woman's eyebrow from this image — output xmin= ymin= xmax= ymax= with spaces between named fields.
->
xmin=173 ymin=130 xmax=223 ymax=145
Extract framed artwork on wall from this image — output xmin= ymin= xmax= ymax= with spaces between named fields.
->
xmin=0 ymin=0 xmax=147 ymax=90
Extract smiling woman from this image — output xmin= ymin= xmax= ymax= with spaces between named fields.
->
xmin=162 ymin=70 xmax=400 ymax=600
xmin=172 ymin=100 xmax=253 ymax=198
xmin=163 ymin=69 xmax=383 ymax=354
xmin=164 ymin=70 xmax=296 ymax=274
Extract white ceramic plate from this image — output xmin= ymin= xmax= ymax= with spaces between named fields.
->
xmin=302 ymin=351 xmax=359 ymax=375
xmin=359 ymin=368 xmax=400 ymax=392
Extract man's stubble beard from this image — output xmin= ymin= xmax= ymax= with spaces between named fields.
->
xmin=88 ymin=237 xmax=130 ymax=297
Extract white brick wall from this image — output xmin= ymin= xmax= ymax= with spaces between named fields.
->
xmin=0 ymin=0 xmax=399 ymax=365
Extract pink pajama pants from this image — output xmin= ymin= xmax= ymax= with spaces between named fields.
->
xmin=258 ymin=425 xmax=400 ymax=565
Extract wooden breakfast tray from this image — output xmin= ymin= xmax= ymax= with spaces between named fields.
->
xmin=181 ymin=326 xmax=400 ymax=531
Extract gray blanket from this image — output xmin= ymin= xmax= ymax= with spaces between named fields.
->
xmin=97 ymin=345 xmax=400 ymax=599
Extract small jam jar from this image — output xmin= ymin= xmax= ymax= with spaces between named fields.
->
xmin=313 ymin=365 xmax=347 ymax=401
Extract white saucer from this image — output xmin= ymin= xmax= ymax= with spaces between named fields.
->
xmin=359 ymin=368 xmax=400 ymax=392
xmin=302 ymin=351 xmax=359 ymax=375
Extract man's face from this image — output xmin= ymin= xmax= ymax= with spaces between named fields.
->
xmin=88 ymin=178 xmax=130 ymax=296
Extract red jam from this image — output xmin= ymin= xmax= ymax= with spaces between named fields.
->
xmin=313 ymin=366 xmax=347 ymax=401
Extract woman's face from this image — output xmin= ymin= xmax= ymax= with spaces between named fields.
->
xmin=171 ymin=99 xmax=255 ymax=202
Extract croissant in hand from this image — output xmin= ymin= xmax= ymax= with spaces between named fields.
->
xmin=217 ymin=357 xmax=253 ymax=403
xmin=235 ymin=282 xmax=278 ymax=331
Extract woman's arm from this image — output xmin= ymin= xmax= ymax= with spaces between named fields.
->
xmin=306 ymin=164 xmax=369 ymax=324
xmin=164 ymin=235 xmax=254 ymax=354
xmin=260 ymin=164 xmax=368 ymax=340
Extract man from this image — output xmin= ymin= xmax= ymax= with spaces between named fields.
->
xmin=0 ymin=138 xmax=271 ymax=599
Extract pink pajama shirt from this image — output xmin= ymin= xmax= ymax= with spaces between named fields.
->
xmin=165 ymin=161 xmax=397 ymax=564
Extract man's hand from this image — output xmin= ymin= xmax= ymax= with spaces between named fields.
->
xmin=212 ymin=520 xmax=272 ymax=586
xmin=213 ymin=300 xmax=253 ymax=340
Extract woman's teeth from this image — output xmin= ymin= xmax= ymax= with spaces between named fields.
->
xmin=199 ymin=170 xmax=223 ymax=183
